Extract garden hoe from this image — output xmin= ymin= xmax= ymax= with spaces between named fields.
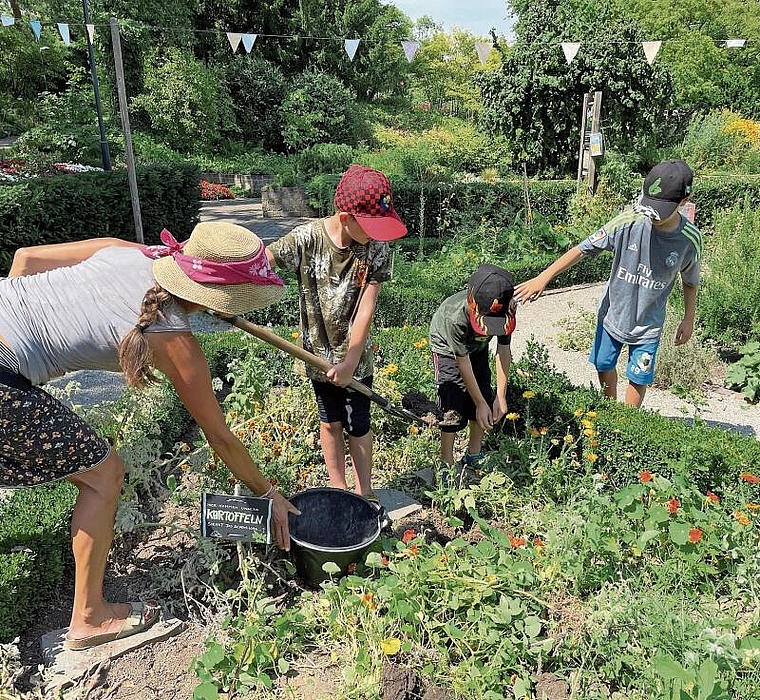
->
xmin=206 ymin=311 xmax=428 ymax=427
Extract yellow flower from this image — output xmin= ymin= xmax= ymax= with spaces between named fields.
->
xmin=413 ymin=338 xmax=428 ymax=349
xmin=550 ymin=439 xmax=560 ymax=446
xmin=574 ymin=408 xmax=584 ymax=417
xmin=564 ymin=434 xmax=574 ymax=444
xmin=383 ymin=363 xmax=398 ymax=375
xmin=583 ymin=428 xmax=595 ymax=438
xmin=505 ymin=412 xmax=519 ymax=421
xmin=291 ymin=331 xmax=300 ymax=339
xmin=540 ymin=427 xmax=548 ymax=435
xmin=581 ymin=419 xmax=594 ymax=429
xmin=522 ymin=390 xmax=535 ymax=399
xmin=589 ymin=440 xmax=600 ymax=448
xmin=735 ymin=511 xmax=752 ymax=526
xmin=585 ymin=411 xmax=598 ymax=418
xmin=380 ymin=637 xmax=402 ymax=655
xmin=530 ymin=427 xmax=540 ymax=438
xmin=408 ymin=425 xmax=419 ymax=435
xmin=584 ymin=452 xmax=599 ymax=463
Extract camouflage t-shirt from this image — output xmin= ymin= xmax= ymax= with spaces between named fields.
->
xmin=268 ymin=220 xmax=392 ymax=380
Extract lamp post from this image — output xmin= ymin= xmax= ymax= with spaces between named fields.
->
xmin=82 ymin=0 xmax=111 ymax=170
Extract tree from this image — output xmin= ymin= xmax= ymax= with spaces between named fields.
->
xmin=478 ymin=0 xmax=672 ymax=176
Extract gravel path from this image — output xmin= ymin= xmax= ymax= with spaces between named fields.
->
xmin=512 ymin=282 xmax=759 ymax=438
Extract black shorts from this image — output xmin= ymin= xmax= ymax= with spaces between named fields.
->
xmin=0 ymin=369 xmax=111 ymax=487
xmin=311 ymin=376 xmax=373 ymax=438
xmin=433 ymin=349 xmax=493 ymax=433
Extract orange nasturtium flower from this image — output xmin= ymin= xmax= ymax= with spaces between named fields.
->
xmin=667 ymin=498 xmax=680 ymax=514
xmin=361 ymin=592 xmax=377 ymax=610
xmin=408 ymin=544 xmax=420 ymax=556
xmin=706 ymin=491 xmax=720 ymax=504
xmin=688 ymin=528 xmax=703 ymax=544
xmin=747 ymin=503 xmax=760 ymax=511
xmin=533 ymin=538 xmax=546 ymax=550
xmin=735 ymin=511 xmax=752 ymax=526
xmin=639 ymin=471 xmax=654 ymax=483
xmin=530 ymin=427 xmax=540 ymax=438
xmin=740 ymin=472 xmax=760 ymax=484
xmin=509 ymin=535 xmax=526 ymax=548
xmin=401 ymin=529 xmax=416 ymax=544
xmin=347 ymin=563 xmax=357 ymax=574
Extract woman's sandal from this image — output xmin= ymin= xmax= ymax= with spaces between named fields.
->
xmin=64 ymin=601 xmax=161 ymax=651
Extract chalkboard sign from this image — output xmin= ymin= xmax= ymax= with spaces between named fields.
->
xmin=201 ymin=493 xmax=272 ymax=544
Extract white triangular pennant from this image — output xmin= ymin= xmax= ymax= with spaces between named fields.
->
xmin=227 ymin=32 xmax=242 ymax=53
xmin=30 ymin=19 xmax=42 ymax=41
xmin=57 ymin=22 xmax=70 ymax=45
xmin=242 ymin=33 xmax=257 ymax=53
xmin=86 ymin=23 xmax=95 ymax=43
xmin=344 ymin=38 xmax=360 ymax=61
xmin=1 ymin=15 xmax=15 ymax=27
xmin=401 ymin=40 xmax=419 ymax=62
xmin=724 ymin=38 xmax=746 ymax=48
xmin=642 ymin=41 xmax=661 ymax=65
xmin=475 ymin=42 xmax=493 ymax=65
xmin=561 ymin=42 xmax=581 ymax=64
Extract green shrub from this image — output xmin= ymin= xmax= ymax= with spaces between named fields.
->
xmin=0 ymin=483 xmax=77 ymax=642
xmin=280 ymin=70 xmax=359 ymax=151
xmin=225 ymin=55 xmax=287 ymax=151
xmin=297 ymin=143 xmax=357 ymax=180
xmin=133 ymin=48 xmax=235 ymax=152
xmin=691 ymin=175 xmax=760 ymax=230
xmin=698 ymin=203 xmax=760 ymax=349
xmin=0 ymin=163 xmax=200 ymax=272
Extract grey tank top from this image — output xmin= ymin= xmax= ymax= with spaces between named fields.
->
xmin=0 ymin=246 xmax=190 ymax=385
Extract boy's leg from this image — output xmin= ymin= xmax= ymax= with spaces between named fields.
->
xmin=345 ymin=377 xmax=374 ymax=496
xmin=590 ymin=324 xmax=623 ymax=400
xmin=440 ymin=429 xmax=457 ymax=465
xmin=312 ymin=380 xmax=348 ymax=488
xmin=463 ymin=348 xmax=492 ymax=461
xmin=624 ymin=339 xmax=659 ymax=408
xmin=434 ymin=352 xmax=470 ymax=467
xmin=467 ymin=420 xmax=485 ymax=457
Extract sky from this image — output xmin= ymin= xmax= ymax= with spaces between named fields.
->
xmin=386 ymin=1 xmax=516 ymax=39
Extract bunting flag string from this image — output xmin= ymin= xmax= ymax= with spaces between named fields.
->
xmin=642 ymin=40 xmax=661 ymax=64
xmin=0 ymin=16 xmax=753 ymax=64
xmin=401 ymin=40 xmax=419 ymax=62
xmin=344 ymin=38 xmax=360 ymax=61
xmin=475 ymin=42 xmax=494 ymax=65
xmin=561 ymin=42 xmax=581 ymax=64
xmin=57 ymin=22 xmax=70 ymax=46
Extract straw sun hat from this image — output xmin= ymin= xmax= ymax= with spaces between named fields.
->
xmin=152 ymin=222 xmax=284 ymax=315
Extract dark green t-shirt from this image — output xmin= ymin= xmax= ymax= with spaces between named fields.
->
xmin=429 ymin=289 xmax=513 ymax=357
xmin=268 ymin=220 xmax=392 ymax=379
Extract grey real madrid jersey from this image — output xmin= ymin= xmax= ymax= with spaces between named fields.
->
xmin=577 ymin=211 xmax=702 ymax=344
xmin=0 ymin=246 xmax=190 ymax=385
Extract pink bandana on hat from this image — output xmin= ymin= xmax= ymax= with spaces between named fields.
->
xmin=142 ymin=229 xmax=284 ymax=287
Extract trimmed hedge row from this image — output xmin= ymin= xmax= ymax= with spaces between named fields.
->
xmin=692 ymin=174 xmax=760 ymax=230
xmin=307 ymin=175 xmax=576 ymax=236
xmin=0 ymin=163 xmax=201 ymax=273
xmin=0 ymin=333 xmax=237 ymax=643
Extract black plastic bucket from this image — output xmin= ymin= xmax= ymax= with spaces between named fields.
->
xmin=288 ymin=488 xmax=390 ymax=587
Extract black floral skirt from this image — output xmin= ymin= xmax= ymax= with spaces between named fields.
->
xmin=0 ymin=373 xmax=111 ymax=487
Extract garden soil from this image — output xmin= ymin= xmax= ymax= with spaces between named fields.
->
xmin=10 ymin=282 xmax=760 ymax=700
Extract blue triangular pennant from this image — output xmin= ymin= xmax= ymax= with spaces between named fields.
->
xmin=344 ymin=38 xmax=360 ymax=61
xmin=30 ymin=19 xmax=42 ymax=40
xmin=242 ymin=33 xmax=257 ymax=53
xmin=57 ymin=22 xmax=70 ymax=45
xmin=1 ymin=15 xmax=15 ymax=27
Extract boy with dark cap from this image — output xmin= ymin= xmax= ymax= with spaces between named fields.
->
xmin=429 ymin=264 xmax=516 ymax=475
xmin=515 ymin=159 xmax=702 ymax=408
xmin=266 ymin=165 xmax=407 ymax=499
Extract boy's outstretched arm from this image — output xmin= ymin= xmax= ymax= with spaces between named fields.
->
xmin=514 ymin=247 xmax=586 ymax=304
xmin=492 ymin=343 xmax=512 ymax=423
xmin=327 ymin=281 xmax=382 ymax=387
xmin=675 ymin=283 xmax=697 ymax=346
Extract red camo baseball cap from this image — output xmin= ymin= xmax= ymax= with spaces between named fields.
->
xmin=334 ymin=165 xmax=408 ymax=242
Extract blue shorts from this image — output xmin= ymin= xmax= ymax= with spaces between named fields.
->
xmin=311 ymin=376 xmax=373 ymax=438
xmin=589 ymin=325 xmax=660 ymax=386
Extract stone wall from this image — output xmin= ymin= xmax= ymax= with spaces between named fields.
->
xmin=261 ymin=185 xmax=318 ymax=218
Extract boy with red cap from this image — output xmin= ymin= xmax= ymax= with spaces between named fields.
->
xmin=429 ymin=264 xmax=516 ymax=479
xmin=267 ymin=165 xmax=407 ymax=499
